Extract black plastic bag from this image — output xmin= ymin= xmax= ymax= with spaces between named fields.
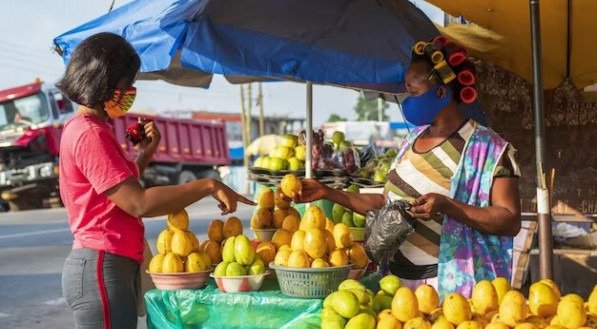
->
xmin=364 ymin=200 xmax=417 ymax=264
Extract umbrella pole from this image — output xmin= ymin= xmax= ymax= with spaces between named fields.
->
xmin=530 ymin=0 xmax=553 ymax=279
xmin=306 ymin=82 xmax=313 ymax=180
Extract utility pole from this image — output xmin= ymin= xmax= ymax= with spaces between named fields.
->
xmin=377 ymin=97 xmax=383 ymax=122
xmin=239 ymin=84 xmax=249 ymax=194
xmin=247 ymin=83 xmax=253 ymax=144
xmin=258 ymin=82 xmax=265 ymax=136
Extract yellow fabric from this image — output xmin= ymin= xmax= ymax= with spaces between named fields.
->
xmin=426 ymin=0 xmax=597 ymax=90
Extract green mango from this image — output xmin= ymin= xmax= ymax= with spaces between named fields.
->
xmin=330 ymin=290 xmax=360 ymax=319
xmin=225 ymin=262 xmax=246 ymax=276
xmin=342 ymin=211 xmax=355 ymax=227
xmin=248 ymin=258 xmax=265 ymax=275
xmin=213 ymin=261 xmax=229 ymax=276
xmin=321 ymin=307 xmax=347 ymax=328
xmin=332 ymin=203 xmax=345 ymax=224
xmin=346 ymin=184 xmax=360 ymax=194
xmin=348 ymin=289 xmax=371 ymax=306
xmin=222 ymin=236 xmax=236 ymax=263
xmin=234 ymin=235 xmax=255 ymax=265
xmin=345 ymin=313 xmax=376 ymax=329
xmin=352 ymin=212 xmax=366 ymax=228
xmin=379 ymin=275 xmax=401 ymax=296
xmin=338 ymin=279 xmax=366 ymax=292
xmin=373 ymin=291 xmax=393 ymax=313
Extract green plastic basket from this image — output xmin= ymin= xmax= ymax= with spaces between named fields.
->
xmin=269 ymin=263 xmax=352 ymax=299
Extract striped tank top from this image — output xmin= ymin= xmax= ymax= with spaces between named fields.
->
xmin=384 ymin=120 xmax=518 ymax=279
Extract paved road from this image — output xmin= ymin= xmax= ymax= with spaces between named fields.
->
xmin=0 ymin=199 xmax=254 ymax=329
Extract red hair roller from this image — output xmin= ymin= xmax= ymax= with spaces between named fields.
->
xmin=457 ymin=69 xmax=476 ymax=86
xmin=443 ymin=42 xmax=468 ymax=67
xmin=431 ymin=36 xmax=448 ymax=48
xmin=460 ymin=86 xmax=477 ymax=104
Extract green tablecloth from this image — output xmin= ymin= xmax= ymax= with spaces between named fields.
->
xmin=145 ymin=279 xmax=322 ymax=329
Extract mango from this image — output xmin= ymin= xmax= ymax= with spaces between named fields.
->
xmin=513 ymin=323 xmax=537 ymax=329
xmin=185 ymin=252 xmax=211 ymax=272
xmin=329 ymin=249 xmax=349 ymax=267
xmin=544 ymin=326 xmax=566 ymax=329
xmin=214 ymin=261 xmax=229 ymax=276
xmin=455 ymin=321 xmax=482 ymax=329
xmin=348 ymin=243 xmax=369 ymax=269
xmin=491 ymin=277 xmax=511 ymax=304
xmin=274 ymin=187 xmax=291 ymax=210
xmin=207 ymin=219 xmax=225 ymax=243
xmin=471 ymin=280 xmax=498 ymax=316
xmin=325 ymin=218 xmax=335 ymax=233
xmin=346 ymin=313 xmax=376 ymax=329
xmin=282 ymin=214 xmax=301 ymax=233
xmin=321 ymin=307 xmax=347 ymax=329
xmin=539 ymin=279 xmax=562 ymax=300
xmin=525 ymin=315 xmax=548 ymax=329
xmin=251 ymin=208 xmax=273 ymax=229
xmin=171 ymin=229 xmax=194 ymax=257
xmin=186 ymin=231 xmax=200 ymax=252
xmin=202 ymin=240 xmax=222 ymax=263
xmin=274 ymin=245 xmax=292 ymax=266
xmin=374 ymin=291 xmax=394 ymax=313
xmin=272 ymin=208 xmax=288 ymax=229
xmin=349 ymin=289 xmax=371 ymax=306
xmin=256 ymin=241 xmax=277 ymax=265
xmin=404 ymin=317 xmax=431 ymax=329
xmin=339 ymin=279 xmax=366 ymax=292
xmin=484 ymin=323 xmax=509 ymax=329
xmin=380 ymin=275 xmax=402 ymax=296
xmin=342 ymin=211 xmax=355 ymax=227
xmin=588 ymin=285 xmax=597 ymax=315
xmin=302 ymin=205 xmax=326 ymax=230
xmin=392 ymin=287 xmax=419 ymax=322
xmin=162 ymin=252 xmax=183 ymax=273
xmin=330 ymin=290 xmax=361 ymax=318
xmin=332 ymin=203 xmax=346 ymax=224
xmin=444 ymin=292 xmax=472 ymax=326
xmin=333 ymin=223 xmax=354 ymax=249
xmin=248 ymin=257 xmax=265 ymax=275
xmin=499 ymin=290 xmax=528 ymax=327
xmin=156 ymin=229 xmax=174 ymax=254
xmin=167 ymin=209 xmax=189 ymax=230
xmin=148 ymin=254 xmax=165 ymax=273
xmin=233 ymin=235 xmax=255 ymax=265
xmin=377 ymin=309 xmax=402 ymax=329
xmin=223 ymin=216 xmax=243 ymax=238
xmin=557 ymin=295 xmax=587 ymax=329
xmin=257 ymin=188 xmax=275 ymax=209
xmin=272 ymin=229 xmax=292 ymax=249
xmin=431 ymin=320 xmax=455 ymax=329
xmin=324 ymin=230 xmax=336 ymax=254
xmin=222 ymin=236 xmax=236 ymax=262
xmin=294 ymin=145 xmax=306 ymax=161
xmin=225 ymin=262 xmax=246 ymax=276
xmin=353 ymin=212 xmax=367 ymax=228
xmin=303 ymin=228 xmax=326 ymax=259
xmin=287 ymin=250 xmax=310 ymax=268
xmin=415 ymin=284 xmax=439 ymax=315
xmin=311 ymin=258 xmax=329 ymax=268
xmin=280 ymin=174 xmax=302 ymax=199
xmin=427 ymin=307 xmax=444 ymax=323
xmin=529 ymin=282 xmax=558 ymax=318
xmin=290 ymin=230 xmax=306 ymax=251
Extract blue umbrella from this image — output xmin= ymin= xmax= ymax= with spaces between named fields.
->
xmin=54 ymin=0 xmax=438 ymax=92
xmin=53 ymin=0 xmax=439 ymax=178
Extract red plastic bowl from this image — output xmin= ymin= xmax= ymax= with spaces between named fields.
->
xmin=146 ymin=269 xmax=212 ymax=290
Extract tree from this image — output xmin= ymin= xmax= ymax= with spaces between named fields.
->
xmin=327 ymin=113 xmax=347 ymax=122
xmin=353 ymin=94 xmax=389 ymax=121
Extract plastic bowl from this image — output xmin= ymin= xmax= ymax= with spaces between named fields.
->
xmin=251 ymin=228 xmax=278 ymax=242
xmin=146 ymin=268 xmax=212 ymax=290
xmin=210 ymin=271 xmax=269 ymax=293
xmin=349 ymin=227 xmax=365 ymax=242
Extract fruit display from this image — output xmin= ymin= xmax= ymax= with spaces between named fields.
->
xmin=148 ymin=209 xmax=212 ymax=274
xmin=355 ymin=148 xmax=398 ymax=184
xmin=253 ymin=134 xmax=306 ymax=172
xmin=251 ymin=186 xmax=302 ymax=238
xmin=319 ymin=275 xmax=597 ymax=329
xmin=213 ymin=234 xmax=267 ymax=277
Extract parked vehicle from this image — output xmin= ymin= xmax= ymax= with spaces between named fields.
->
xmin=0 ymin=79 xmax=229 ymax=211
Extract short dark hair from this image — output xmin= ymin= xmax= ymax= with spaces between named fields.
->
xmin=57 ymin=32 xmax=140 ymax=109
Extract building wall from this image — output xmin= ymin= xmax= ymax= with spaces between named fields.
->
xmin=475 ymin=60 xmax=597 ymax=214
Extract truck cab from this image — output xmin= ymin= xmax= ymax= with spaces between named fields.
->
xmin=0 ymin=80 xmax=75 ymax=210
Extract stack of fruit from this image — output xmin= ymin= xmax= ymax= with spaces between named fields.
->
xmin=318 ymin=274 xmax=597 ymax=329
xmin=250 ymin=187 xmax=302 ymax=238
xmin=200 ymin=216 xmax=244 ymax=265
xmin=212 ymin=234 xmax=268 ymax=292
xmin=148 ymin=209 xmax=212 ymax=274
xmin=356 ymin=149 xmax=398 ymax=184
xmin=253 ymin=134 xmax=306 ymax=172
xmin=331 ymin=185 xmax=367 ymax=230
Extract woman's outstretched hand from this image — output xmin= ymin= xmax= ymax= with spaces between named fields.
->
xmin=293 ymin=179 xmax=328 ymax=204
xmin=211 ymin=181 xmax=256 ymax=215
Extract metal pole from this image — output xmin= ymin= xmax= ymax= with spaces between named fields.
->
xmin=239 ymin=85 xmax=249 ymax=194
xmin=306 ymin=82 xmax=313 ymax=180
xmin=377 ymin=97 xmax=382 ymax=122
xmin=258 ymin=83 xmax=265 ymax=137
xmin=530 ymin=0 xmax=553 ymax=279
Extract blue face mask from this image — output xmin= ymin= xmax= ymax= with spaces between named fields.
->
xmin=402 ymin=84 xmax=452 ymax=126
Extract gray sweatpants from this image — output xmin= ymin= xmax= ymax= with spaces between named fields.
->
xmin=62 ymin=248 xmax=140 ymax=329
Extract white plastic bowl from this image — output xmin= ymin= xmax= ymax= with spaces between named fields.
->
xmin=251 ymin=228 xmax=278 ymax=242
xmin=210 ymin=271 xmax=269 ymax=293
xmin=146 ymin=268 xmax=212 ymax=290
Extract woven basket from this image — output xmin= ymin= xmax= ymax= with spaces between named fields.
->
xmin=269 ymin=263 xmax=352 ymax=298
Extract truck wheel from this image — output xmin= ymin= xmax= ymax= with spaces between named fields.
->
xmin=178 ymin=170 xmax=197 ymax=184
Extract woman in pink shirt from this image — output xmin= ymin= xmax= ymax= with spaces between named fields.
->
xmin=58 ymin=33 xmax=254 ymax=329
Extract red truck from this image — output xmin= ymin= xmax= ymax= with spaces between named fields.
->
xmin=0 ymin=80 xmax=230 ymax=211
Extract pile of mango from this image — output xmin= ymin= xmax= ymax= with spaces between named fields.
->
xmin=148 ymin=209 xmax=211 ymax=273
xmin=201 ymin=216 xmax=245 ymax=264
xmin=331 ymin=185 xmax=366 ymax=228
xmin=254 ymin=134 xmax=306 ymax=172
xmin=250 ymin=186 xmax=302 ymax=231
xmin=320 ymin=275 xmax=597 ymax=329
xmin=213 ymin=234 xmax=266 ymax=276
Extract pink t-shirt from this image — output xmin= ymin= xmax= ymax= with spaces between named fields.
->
xmin=59 ymin=114 xmax=144 ymax=263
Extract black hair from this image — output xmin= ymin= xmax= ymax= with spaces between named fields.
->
xmin=57 ymin=32 xmax=141 ymax=109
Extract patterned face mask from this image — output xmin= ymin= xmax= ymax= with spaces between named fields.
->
xmin=104 ymin=87 xmax=136 ymax=118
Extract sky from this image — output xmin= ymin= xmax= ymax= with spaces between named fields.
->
xmin=0 ymin=0 xmax=444 ymax=126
